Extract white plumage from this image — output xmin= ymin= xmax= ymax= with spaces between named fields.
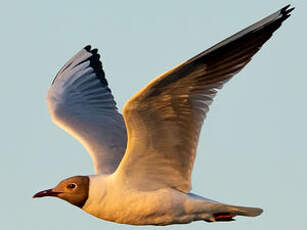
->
xmin=34 ymin=5 xmax=293 ymax=225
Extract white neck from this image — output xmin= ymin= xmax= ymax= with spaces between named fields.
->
xmin=82 ymin=174 xmax=109 ymax=216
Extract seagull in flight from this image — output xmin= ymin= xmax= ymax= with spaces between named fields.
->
xmin=33 ymin=5 xmax=293 ymax=225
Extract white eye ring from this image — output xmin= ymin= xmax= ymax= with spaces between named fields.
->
xmin=67 ymin=183 xmax=77 ymax=189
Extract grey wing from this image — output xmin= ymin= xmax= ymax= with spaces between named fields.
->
xmin=115 ymin=6 xmax=293 ymax=192
xmin=47 ymin=46 xmax=127 ymax=174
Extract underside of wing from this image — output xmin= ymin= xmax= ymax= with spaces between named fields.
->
xmin=47 ymin=46 xmax=127 ymax=174
xmin=115 ymin=6 xmax=293 ymax=192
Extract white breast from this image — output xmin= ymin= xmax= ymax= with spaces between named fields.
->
xmin=82 ymin=175 xmax=192 ymax=225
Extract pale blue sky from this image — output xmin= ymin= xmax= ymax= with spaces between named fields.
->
xmin=1 ymin=1 xmax=306 ymax=230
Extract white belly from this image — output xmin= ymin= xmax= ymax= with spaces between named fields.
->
xmin=82 ymin=175 xmax=200 ymax=225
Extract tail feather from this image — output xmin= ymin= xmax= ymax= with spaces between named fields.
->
xmin=209 ymin=204 xmax=263 ymax=222
xmin=228 ymin=205 xmax=263 ymax=217
xmin=187 ymin=193 xmax=263 ymax=222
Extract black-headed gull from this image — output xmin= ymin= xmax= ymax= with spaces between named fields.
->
xmin=33 ymin=5 xmax=293 ymax=225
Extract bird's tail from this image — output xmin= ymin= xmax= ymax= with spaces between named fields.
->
xmin=204 ymin=203 xmax=263 ymax=222
xmin=188 ymin=193 xmax=263 ymax=222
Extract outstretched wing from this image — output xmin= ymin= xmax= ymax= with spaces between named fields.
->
xmin=47 ymin=46 xmax=127 ymax=174
xmin=115 ymin=5 xmax=293 ymax=192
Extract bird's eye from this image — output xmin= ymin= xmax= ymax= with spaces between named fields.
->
xmin=67 ymin=183 xmax=77 ymax=189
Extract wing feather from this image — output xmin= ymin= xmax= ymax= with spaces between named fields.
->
xmin=115 ymin=5 xmax=293 ymax=192
xmin=47 ymin=46 xmax=127 ymax=174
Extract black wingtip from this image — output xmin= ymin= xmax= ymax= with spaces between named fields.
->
xmin=281 ymin=4 xmax=295 ymax=18
xmin=286 ymin=7 xmax=295 ymax=14
xmin=84 ymin=45 xmax=91 ymax=51
xmin=91 ymin=48 xmax=98 ymax=54
xmin=282 ymin=4 xmax=291 ymax=10
xmin=81 ymin=46 xmax=110 ymax=92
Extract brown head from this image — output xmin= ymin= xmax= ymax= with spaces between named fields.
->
xmin=33 ymin=176 xmax=89 ymax=208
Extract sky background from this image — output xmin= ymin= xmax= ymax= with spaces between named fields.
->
xmin=1 ymin=1 xmax=306 ymax=230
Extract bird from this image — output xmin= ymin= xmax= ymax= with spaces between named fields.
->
xmin=33 ymin=5 xmax=293 ymax=225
